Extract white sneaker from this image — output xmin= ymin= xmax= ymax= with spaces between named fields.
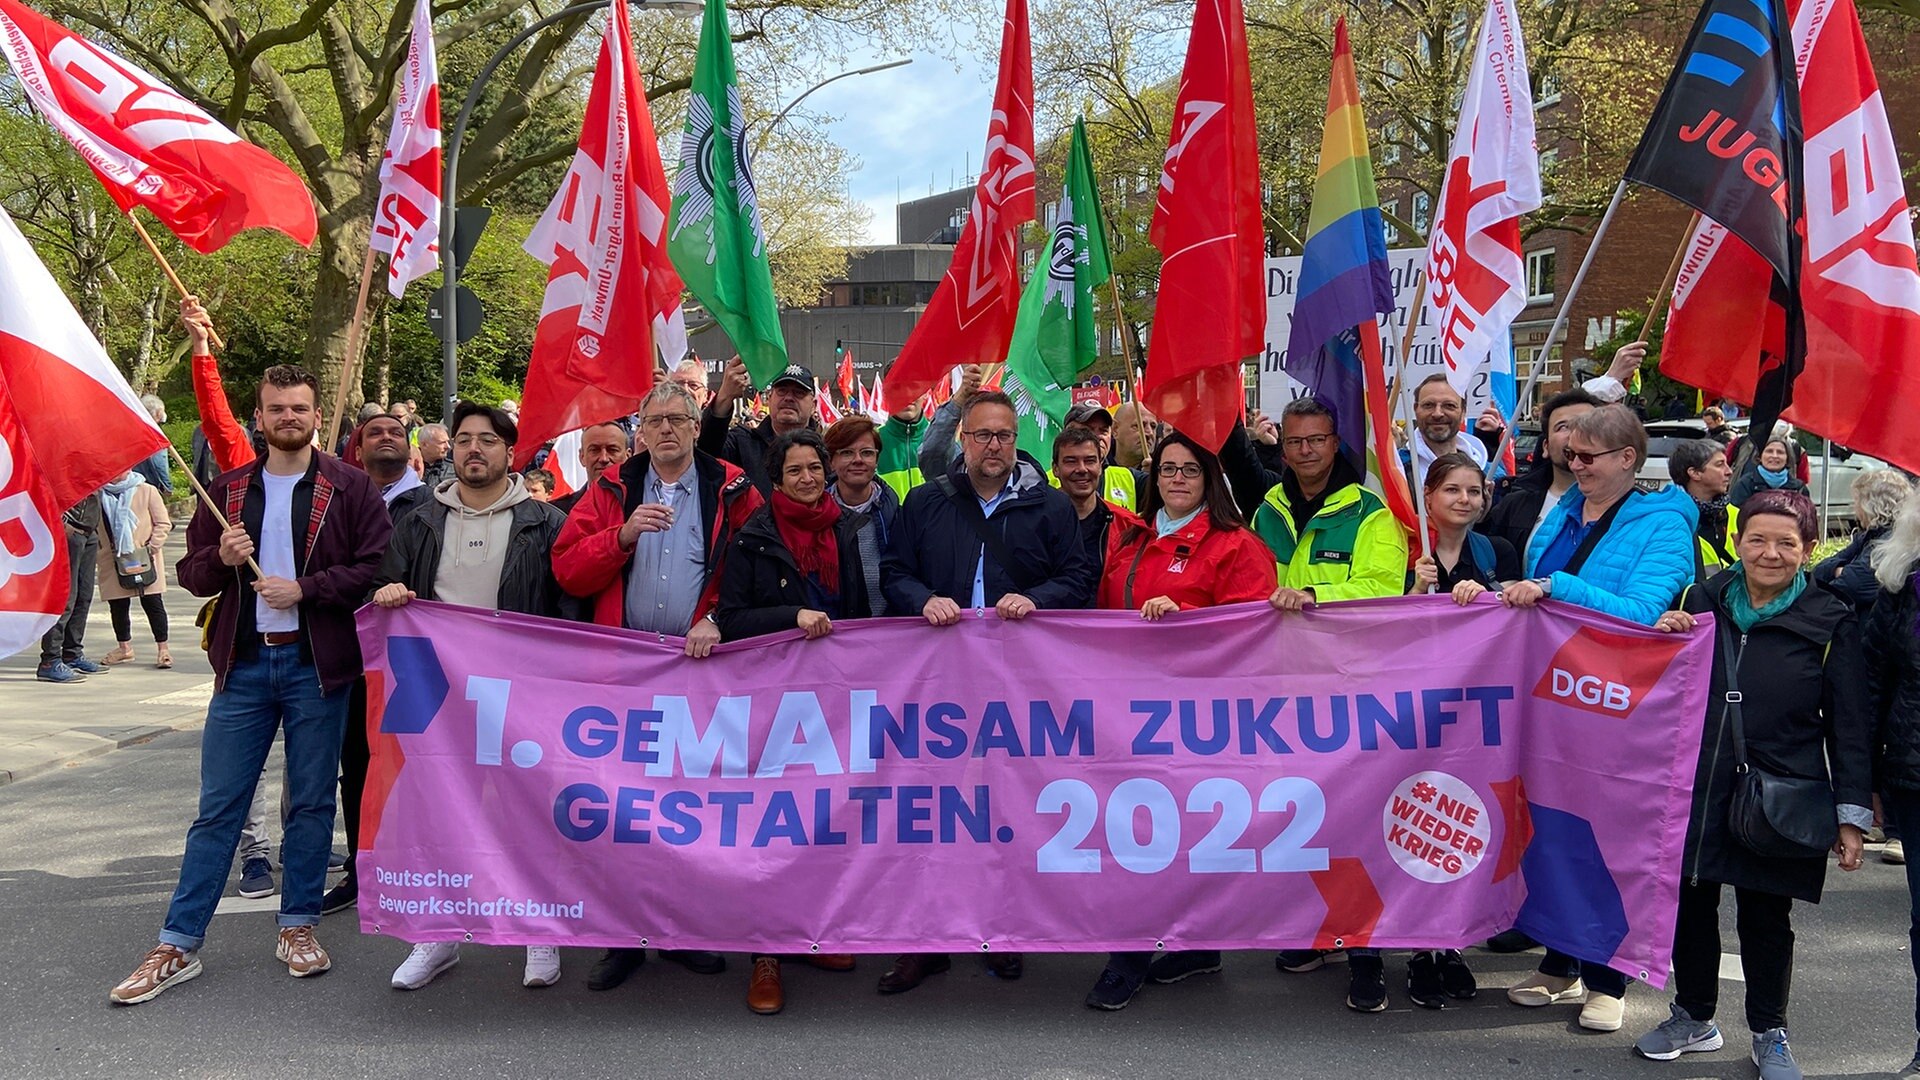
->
xmin=524 ymin=946 xmax=561 ymax=988
xmin=391 ymin=942 xmax=460 ymax=990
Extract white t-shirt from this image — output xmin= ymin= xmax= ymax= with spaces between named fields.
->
xmin=256 ymin=469 xmax=302 ymax=633
xmin=1412 ymin=430 xmax=1489 ymax=488
xmin=1526 ymin=485 xmax=1567 ymax=553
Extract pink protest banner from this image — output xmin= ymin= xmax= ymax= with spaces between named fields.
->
xmin=355 ymin=596 xmax=1711 ymax=985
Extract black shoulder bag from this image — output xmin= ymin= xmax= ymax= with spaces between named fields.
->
xmin=1718 ymin=619 xmax=1836 ymax=859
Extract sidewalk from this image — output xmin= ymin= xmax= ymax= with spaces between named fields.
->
xmin=0 ymin=535 xmax=215 ymax=785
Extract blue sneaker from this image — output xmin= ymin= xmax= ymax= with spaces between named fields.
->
xmin=36 ymin=661 xmax=86 ymax=683
xmin=1635 ymin=1002 xmax=1723 ymax=1060
xmin=237 ymin=857 xmax=275 ymax=899
xmin=1752 ymin=1027 xmax=1803 ymax=1080
xmin=66 ymin=656 xmax=107 ymax=674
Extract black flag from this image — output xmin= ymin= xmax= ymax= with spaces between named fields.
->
xmin=1626 ymin=0 xmax=1804 ymax=447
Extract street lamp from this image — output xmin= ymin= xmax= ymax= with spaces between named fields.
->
xmin=437 ymin=0 xmax=701 ymax=415
xmin=753 ymin=58 xmax=912 ymax=151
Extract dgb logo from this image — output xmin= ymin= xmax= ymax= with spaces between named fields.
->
xmin=1531 ymin=626 xmax=1687 ymax=719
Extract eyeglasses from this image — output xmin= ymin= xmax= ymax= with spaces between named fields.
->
xmin=641 ymin=414 xmax=695 ymax=430
xmin=964 ymin=430 xmax=1016 ymax=446
xmin=1281 ymin=434 xmax=1337 ymax=452
xmin=452 ymin=433 xmax=504 ymax=449
xmin=1567 ymin=446 xmax=1630 ymax=467
xmin=833 ymin=447 xmax=880 ymax=462
xmin=1156 ymin=462 xmax=1203 ymax=479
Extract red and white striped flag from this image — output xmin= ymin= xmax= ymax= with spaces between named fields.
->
xmin=0 ymin=204 xmax=167 ymax=658
xmin=370 ymin=0 xmax=442 ymax=297
xmin=1421 ymin=0 xmax=1540 ymax=399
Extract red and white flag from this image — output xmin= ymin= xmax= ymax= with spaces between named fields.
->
xmin=1422 ymin=0 xmax=1539 ymax=399
xmin=1143 ymin=0 xmax=1264 ymax=452
xmin=881 ymin=0 xmax=1033 ymax=411
xmin=515 ymin=0 xmax=686 ymax=468
xmin=0 ymin=0 xmax=316 ymax=252
xmin=1662 ymin=0 xmax=1920 ymax=473
xmin=0 ymin=204 xmax=168 ymax=658
xmin=370 ymin=0 xmax=442 ymax=297
xmin=817 ymin=391 xmax=842 ymax=427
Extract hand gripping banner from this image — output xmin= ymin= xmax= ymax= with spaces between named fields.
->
xmin=356 ymin=597 xmax=1711 ymax=986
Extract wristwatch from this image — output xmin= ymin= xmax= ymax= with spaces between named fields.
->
xmin=1531 ymin=576 xmax=1553 ymax=597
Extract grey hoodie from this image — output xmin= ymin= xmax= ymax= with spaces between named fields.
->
xmin=431 ymin=474 xmax=531 ymax=608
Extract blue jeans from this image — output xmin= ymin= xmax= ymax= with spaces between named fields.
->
xmin=160 ymin=645 xmax=349 ymax=951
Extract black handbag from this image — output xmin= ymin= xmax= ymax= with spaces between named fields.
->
xmin=1718 ymin=620 xmax=1836 ymax=859
xmin=101 ymin=513 xmax=157 ymax=591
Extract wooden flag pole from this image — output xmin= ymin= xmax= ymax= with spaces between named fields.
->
xmin=1106 ymin=271 xmax=1152 ymax=454
xmin=127 ymin=214 xmax=225 ymax=350
xmin=1644 ymin=215 xmax=1696 ymax=337
xmin=324 ymin=244 xmax=381 ymax=451
xmin=166 ymin=444 xmax=263 ymax=578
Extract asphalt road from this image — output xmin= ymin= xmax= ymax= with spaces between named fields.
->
xmin=2 ymin=726 xmax=1917 ymax=1080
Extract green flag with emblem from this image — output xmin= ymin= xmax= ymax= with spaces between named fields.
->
xmin=1005 ymin=119 xmax=1111 ymax=460
xmin=668 ymin=0 xmax=788 ymax=386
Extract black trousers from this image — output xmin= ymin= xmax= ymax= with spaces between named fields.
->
xmin=40 ymin=529 xmax=97 ymax=664
xmin=338 ymin=677 xmax=370 ymax=883
xmin=1880 ymin=789 xmax=1920 ymax=1035
xmin=109 ymin=595 xmax=169 ymax=643
xmin=1670 ymin=878 xmax=1795 ymax=1033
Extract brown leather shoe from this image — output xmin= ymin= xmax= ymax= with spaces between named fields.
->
xmin=805 ymin=953 xmax=856 ymax=972
xmin=877 ymin=952 xmax=951 ymax=994
xmin=746 ymin=957 xmax=784 ymax=1015
xmin=984 ymin=952 xmax=1024 ymax=980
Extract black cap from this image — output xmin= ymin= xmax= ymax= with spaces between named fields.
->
xmin=1065 ymin=402 xmax=1112 ymax=427
xmin=771 ymin=364 xmax=817 ymax=393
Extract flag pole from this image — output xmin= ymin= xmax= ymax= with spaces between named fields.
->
xmin=1643 ymin=214 xmax=1695 ymax=338
xmin=127 ymin=213 xmax=226 ymax=351
xmin=1487 ymin=177 xmax=1630 ymax=473
xmin=165 ymin=444 xmax=263 ymax=578
xmin=324 ymin=245 xmax=381 ymax=451
xmin=1106 ymin=270 xmax=1152 ymax=454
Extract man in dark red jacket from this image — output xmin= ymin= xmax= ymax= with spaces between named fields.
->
xmin=112 ymin=364 xmax=390 ymax=1006
xmin=550 ymin=382 xmax=760 ymax=992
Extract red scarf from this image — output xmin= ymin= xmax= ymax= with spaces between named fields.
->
xmin=771 ymin=490 xmax=842 ymax=593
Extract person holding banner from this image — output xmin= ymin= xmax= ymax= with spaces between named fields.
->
xmin=825 ymin=416 xmax=900 ymax=617
xmin=1254 ymin=397 xmax=1410 ymax=613
xmin=1083 ymin=430 xmax=1275 ymax=1010
xmin=1864 ymin=488 xmax=1920 ymax=1077
xmin=1501 ymin=404 xmax=1696 ymax=1031
xmin=1410 ymin=452 xmax=1518 ymax=602
xmin=1637 ymin=491 xmax=1869 ymax=1077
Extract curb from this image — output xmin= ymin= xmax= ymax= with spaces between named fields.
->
xmin=0 ymin=707 xmax=209 ymax=788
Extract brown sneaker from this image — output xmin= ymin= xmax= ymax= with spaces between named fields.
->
xmin=110 ymin=944 xmax=201 ymax=1004
xmin=276 ymin=926 xmax=332 ymax=977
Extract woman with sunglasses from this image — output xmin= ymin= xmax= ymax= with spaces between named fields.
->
xmin=1083 ymin=431 xmax=1276 ymax=1011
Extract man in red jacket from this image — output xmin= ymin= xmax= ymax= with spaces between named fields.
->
xmin=550 ymin=381 xmax=761 ymax=992
xmin=111 ymin=364 xmax=390 ymax=1005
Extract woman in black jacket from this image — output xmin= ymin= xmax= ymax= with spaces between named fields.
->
xmin=713 ymin=428 xmax=869 ymax=1017
xmin=1728 ymin=438 xmax=1810 ymax=508
xmin=1864 ymin=485 xmax=1920 ymax=1077
xmin=1635 ymin=490 xmax=1869 ymax=1075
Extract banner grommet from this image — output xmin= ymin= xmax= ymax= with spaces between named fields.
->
xmin=1154 ymin=940 xmax=1165 ymax=950
xmin=978 ymin=941 xmax=992 ymax=952
xmin=463 ymin=932 xmax=473 ymax=943
xmin=639 ymin=937 xmax=650 ymax=947
xmin=808 ymin=943 xmax=822 ymax=954
xmin=1332 ymin=937 xmax=1345 ymax=949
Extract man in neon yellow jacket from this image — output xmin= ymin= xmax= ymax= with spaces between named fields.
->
xmin=1253 ymin=397 xmax=1409 ymax=608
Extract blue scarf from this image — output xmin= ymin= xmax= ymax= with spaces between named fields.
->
xmin=1758 ymin=465 xmax=1791 ymax=488
xmin=98 ymin=472 xmax=146 ymax=557
xmin=1156 ymin=507 xmax=1201 ymax=538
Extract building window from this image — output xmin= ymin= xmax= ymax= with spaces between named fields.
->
xmin=1045 ymin=202 xmax=1058 ymax=230
xmin=1022 ymin=248 xmax=1038 ymax=273
xmin=1526 ymin=248 xmax=1556 ymax=304
xmin=1519 ymin=344 xmax=1562 ymax=381
xmin=1536 ymin=69 xmax=1562 ymax=109
xmin=1411 ymin=193 xmax=1431 ymax=234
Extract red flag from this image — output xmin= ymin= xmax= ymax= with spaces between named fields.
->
xmin=0 ymin=0 xmax=316 ymax=252
xmin=881 ymin=0 xmax=1033 ymax=410
xmin=515 ymin=0 xmax=685 ymax=468
xmin=836 ymin=347 xmax=856 ymax=401
xmin=1662 ymin=0 xmax=1920 ymax=473
xmin=370 ymin=0 xmax=442 ymax=298
xmin=1143 ymin=0 xmax=1263 ymax=451
xmin=0 ymin=204 xmax=168 ymax=658
xmin=817 ymin=391 xmax=842 ymax=427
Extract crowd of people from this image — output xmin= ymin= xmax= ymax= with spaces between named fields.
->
xmin=84 ymin=302 xmax=1920 ymax=1079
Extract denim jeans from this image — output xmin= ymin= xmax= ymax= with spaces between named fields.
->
xmin=159 ymin=644 xmax=349 ymax=951
xmin=39 ymin=528 xmax=96 ymax=665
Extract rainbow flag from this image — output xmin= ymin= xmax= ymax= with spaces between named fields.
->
xmin=1283 ymin=18 xmax=1416 ymax=533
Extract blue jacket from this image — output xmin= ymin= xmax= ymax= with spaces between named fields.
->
xmin=1525 ymin=483 xmax=1698 ymax=626
xmin=882 ymin=457 xmax=1095 ymax=614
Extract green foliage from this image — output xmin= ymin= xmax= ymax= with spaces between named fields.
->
xmin=1591 ymin=310 xmax=1703 ymax=419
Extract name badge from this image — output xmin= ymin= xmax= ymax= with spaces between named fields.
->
xmin=1313 ymin=548 xmax=1352 ymax=563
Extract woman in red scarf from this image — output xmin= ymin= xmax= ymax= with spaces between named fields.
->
xmin=714 ymin=428 xmax=872 ymax=1016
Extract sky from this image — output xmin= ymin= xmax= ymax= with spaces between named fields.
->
xmin=800 ymin=48 xmax=994 ymax=244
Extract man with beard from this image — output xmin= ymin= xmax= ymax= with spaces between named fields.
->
xmin=357 ymin=412 xmax=426 ymax=515
xmin=699 ymin=356 xmax=819 ymax=495
xmin=1479 ymin=389 xmax=1600 ymax=557
xmin=369 ymin=402 xmax=569 ymax=990
xmin=112 ymin=365 xmax=390 ymax=1004
xmin=1405 ymin=375 xmax=1493 ymax=487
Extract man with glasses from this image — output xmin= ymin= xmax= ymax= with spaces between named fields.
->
xmin=551 ymin=381 xmax=753 ymax=991
xmin=876 ymin=389 xmax=1095 ymax=996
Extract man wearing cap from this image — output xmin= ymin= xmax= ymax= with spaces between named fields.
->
xmin=1057 ymin=402 xmax=1140 ymax=513
xmin=699 ymin=356 xmax=820 ymax=496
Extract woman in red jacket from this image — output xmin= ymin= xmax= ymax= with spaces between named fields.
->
xmin=1085 ymin=431 xmax=1276 ymax=1011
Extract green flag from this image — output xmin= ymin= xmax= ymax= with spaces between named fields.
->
xmin=668 ymin=0 xmax=788 ymax=386
xmin=1005 ymin=119 xmax=1112 ymax=460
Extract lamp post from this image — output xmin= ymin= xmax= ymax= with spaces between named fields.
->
xmin=437 ymin=0 xmax=701 ymax=414
xmin=753 ymin=58 xmax=911 ymax=151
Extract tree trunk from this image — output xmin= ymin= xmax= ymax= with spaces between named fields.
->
xmin=376 ymin=305 xmax=392 ymax=408
xmin=131 ymin=283 xmax=162 ymax=393
xmin=304 ymin=219 xmax=367 ymax=428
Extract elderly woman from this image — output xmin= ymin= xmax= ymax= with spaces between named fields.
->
xmin=1815 ymin=469 xmax=1914 ymax=612
xmin=1633 ymin=491 xmax=1868 ymax=1078
xmin=1866 ymin=486 xmax=1920 ymax=1077
xmin=715 ymin=429 xmax=870 ymax=1017
xmin=1729 ymin=437 xmax=1809 ymax=508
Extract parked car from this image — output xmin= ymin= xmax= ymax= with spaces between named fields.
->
xmin=1637 ymin=418 xmax=1887 ymax=532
